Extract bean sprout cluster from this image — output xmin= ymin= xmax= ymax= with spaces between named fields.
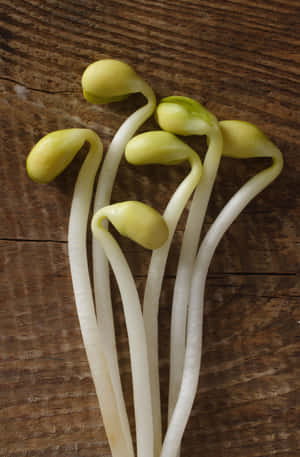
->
xmin=27 ymin=59 xmax=283 ymax=457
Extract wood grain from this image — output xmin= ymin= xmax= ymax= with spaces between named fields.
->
xmin=1 ymin=1 xmax=299 ymax=456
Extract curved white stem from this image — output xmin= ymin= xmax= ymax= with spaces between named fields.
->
xmin=161 ymin=151 xmax=283 ymax=457
xmin=68 ymin=134 xmax=130 ymax=457
xmin=92 ymin=225 xmax=154 ymax=457
xmin=93 ymin=85 xmax=156 ymax=457
xmin=168 ymin=128 xmax=223 ymax=422
xmin=143 ymin=155 xmax=202 ymax=457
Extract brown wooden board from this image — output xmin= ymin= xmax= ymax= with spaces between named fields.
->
xmin=1 ymin=1 xmax=299 ymax=456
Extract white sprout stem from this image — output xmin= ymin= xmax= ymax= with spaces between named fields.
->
xmin=68 ymin=136 xmax=130 ymax=457
xmin=143 ymin=157 xmax=202 ymax=457
xmin=93 ymin=226 xmax=154 ymax=457
xmin=93 ymin=85 xmax=156 ymax=456
xmin=168 ymin=128 xmax=223 ymax=423
xmin=161 ymin=151 xmax=283 ymax=457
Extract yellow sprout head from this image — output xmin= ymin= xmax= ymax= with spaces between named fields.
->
xmin=26 ymin=129 xmax=102 ymax=183
xmin=82 ymin=59 xmax=145 ymax=104
xmin=92 ymin=201 xmax=169 ymax=250
xmin=220 ymin=120 xmax=282 ymax=161
xmin=125 ymin=131 xmax=200 ymax=166
xmin=156 ymin=96 xmax=217 ymax=136
xmin=27 ymin=129 xmax=86 ymax=183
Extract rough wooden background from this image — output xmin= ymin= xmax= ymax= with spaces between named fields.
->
xmin=1 ymin=0 xmax=299 ymax=456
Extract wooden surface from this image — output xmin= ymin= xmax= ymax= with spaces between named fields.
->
xmin=1 ymin=1 xmax=299 ymax=456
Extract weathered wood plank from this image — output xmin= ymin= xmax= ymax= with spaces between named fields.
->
xmin=1 ymin=241 xmax=299 ymax=456
xmin=1 ymin=0 xmax=299 ymax=456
